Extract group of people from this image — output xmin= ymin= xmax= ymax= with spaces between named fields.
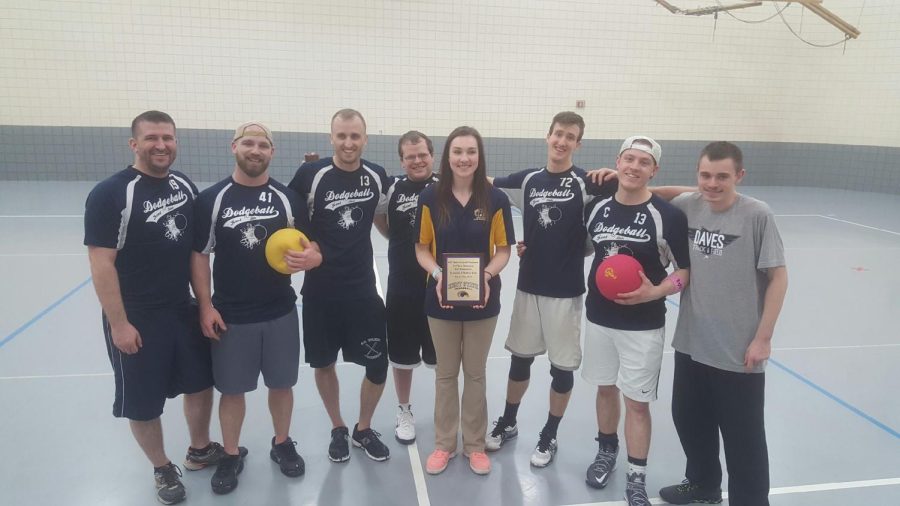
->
xmin=85 ymin=109 xmax=787 ymax=506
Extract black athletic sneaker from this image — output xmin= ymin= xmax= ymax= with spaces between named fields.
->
xmin=184 ymin=442 xmax=248 ymax=471
xmin=210 ymin=453 xmax=244 ymax=495
xmin=625 ymin=472 xmax=651 ymax=506
xmin=485 ymin=416 xmax=518 ymax=451
xmin=585 ymin=438 xmax=619 ymax=489
xmin=351 ymin=424 xmax=391 ymax=461
xmin=329 ymin=426 xmax=351 ymax=463
xmin=658 ymin=479 xmax=723 ymax=504
xmin=270 ymin=436 xmax=305 ymax=477
xmin=153 ymin=462 xmax=186 ymax=505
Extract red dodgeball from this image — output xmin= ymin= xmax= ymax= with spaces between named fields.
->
xmin=595 ymin=254 xmax=643 ymax=300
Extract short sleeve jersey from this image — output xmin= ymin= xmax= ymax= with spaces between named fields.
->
xmin=381 ymin=174 xmax=438 ymax=297
xmin=415 ymin=185 xmax=516 ymax=321
xmin=493 ymin=166 xmax=613 ymax=297
xmin=584 ymin=194 xmax=690 ymax=331
xmin=193 ymin=177 xmax=305 ymax=324
xmin=671 ymin=192 xmax=786 ymax=373
xmin=84 ymin=166 xmax=198 ymax=310
xmin=288 ymin=156 xmax=390 ymax=300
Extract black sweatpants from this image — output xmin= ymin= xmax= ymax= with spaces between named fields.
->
xmin=671 ymin=351 xmax=769 ymax=506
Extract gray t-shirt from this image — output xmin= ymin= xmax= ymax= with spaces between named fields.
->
xmin=671 ymin=192 xmax=785 ymax=373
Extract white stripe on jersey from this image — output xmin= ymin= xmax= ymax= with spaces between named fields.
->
xmin=585 ymin=196 xmax=613 ymax=253
xmin=585 ymin=196 xmax=613 ymax=227
xmin=646 ymin=202 xmax=674 ymax=268
xmin=362 ymin=164 xmax=385 ymax=195
xmin=514 ymin=170 xmax=540 ymax=211
xmin=269 ymin=184 xmax=295 ymax=229
xmin=308 ymin=164 xmax=334 ymax=221
xmin=363 ymin=163 xmax=388 ymax=211
xmin=116 ymin=174 xmax=142 ymax=250
xmin=382 ymin=177 xmax=400 ymax=228
xmin=572 ymin=172 xmax=591 ymax=205
xmin=171 ymin=173 xmax=196 ymax=199
xmin=202 ymin=183 xmax=233 ymax=254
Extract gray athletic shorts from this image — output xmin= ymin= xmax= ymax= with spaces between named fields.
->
xmin=211 ymin=307 xmax=300 ymax=394
xmin=504 ymin=290 xmax=583 ymax=370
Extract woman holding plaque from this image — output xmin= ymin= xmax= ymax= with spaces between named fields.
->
xmin=414 ymin=126 xmax=515 ymax=476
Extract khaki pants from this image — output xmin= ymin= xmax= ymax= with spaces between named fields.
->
xmin=428 ymin=316 xmax=498 ymax=455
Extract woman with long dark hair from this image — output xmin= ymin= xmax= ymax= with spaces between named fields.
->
xmin=414 ymin=126 xmax=514 ymax=475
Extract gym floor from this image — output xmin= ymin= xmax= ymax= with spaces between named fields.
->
xmin=1 ymin=182 xmax=898 ymax=506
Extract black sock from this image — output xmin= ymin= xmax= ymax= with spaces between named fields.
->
xmin=154 ymin=461 xmax=173 ymax=472
xmin=542 ymin=414 xmax=562 ymax=438
xmin=627 ymin=456 xmax=648 ymax=467
xmin=597 ymin=430 xmax=618 ymax=449
xmin=189 ymin=443 xmax=211 ymax=453
xmin=503 ymin=401 xmax=520 ymax=424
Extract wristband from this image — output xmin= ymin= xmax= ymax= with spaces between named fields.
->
xmin=666 ymin=273 xmax=684 ymax=293
xmin=431 ymin=267 xmax=442 ymax=281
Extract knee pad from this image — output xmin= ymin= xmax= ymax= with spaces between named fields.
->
xmin=550 ymin=366 xmax=574 ymax=394
xmin=508 ymin=355 xmax=535 ymax=382
xmin=365 ymin=364 xmax=388 ymax=385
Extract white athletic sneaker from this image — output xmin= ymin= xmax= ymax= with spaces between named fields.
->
xmin=485 ymin=416 xmax=518 ymax=451
xmin=530 ymin=432 xmax=557 ymax=467
xmin=395 ymin=406 xmax=416 ymax=444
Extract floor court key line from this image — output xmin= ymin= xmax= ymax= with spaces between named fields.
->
xmin=817 ymin=214 xmax=900 ymax=236
xmin=0 ymin=276 xmax=92 ymax=350
xmin=562 ymin=477 xmax=900 ymax=506
xmin=407 ymin=443 xmax=431 ymax=506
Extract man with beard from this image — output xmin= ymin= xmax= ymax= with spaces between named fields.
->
xmin=192 ymin=122 xmax=321 ymax=493
xmin=85 ymin=111 xmax=222 ymax=505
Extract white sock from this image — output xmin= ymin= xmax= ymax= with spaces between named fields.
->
xmin=399 ymin=403 xmax=412 ymax=412
xmin=628 ymin=462 xmax=647 ymax=478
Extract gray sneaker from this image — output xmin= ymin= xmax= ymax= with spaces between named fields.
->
xmin=153 ymin=462 xmax=186 ymax=505
xmin=184 ymin=442 xmax=248 ymax=471
xmin=485 ymin=416 xmax=518 ymax=451
xmin=625 ymin=472 xmax=651 ymax=506
xmin=329 ymin=426 xmax=351 ymax=463
xmin=585 ymin=440 xmax=618 ymax=489
xmin=658 ymin=479 xmax=723 ymax=504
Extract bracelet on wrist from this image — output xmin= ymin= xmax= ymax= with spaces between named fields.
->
xmin=431 ymin=267 xmax=442 ymax=280
xmin=665 ymin=273 xmax=684 ymax=293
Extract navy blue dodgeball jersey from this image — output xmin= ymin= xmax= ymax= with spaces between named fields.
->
xmin=584 ymin=194 xmax=690 ymax=331
xmin=84 ymin=166 xmax=198 ymax=309
xmin=380 ymin=174 xmax=438 ymax=297
xmin=416 ymin=185 xmax=516 ymax=321
xmin=194 ymin=177 xmax=306 ymax=324
xmin=494 ymin=166 xmax=613 ymax=297
xmin=288 ymin=156 xmax=390 ymax=300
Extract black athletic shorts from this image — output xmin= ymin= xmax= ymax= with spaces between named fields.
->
xmin=386 ymin=291 xmax=435 ymax=368
xmin=103 ymin=304 xmax=213 ymax=421
xmin=302 ymin=295 xmax=388 ymax=369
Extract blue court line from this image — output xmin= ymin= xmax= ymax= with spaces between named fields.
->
xmin=664 ymin=297 xmax=900 ymax=440
xmin=768 ymin=358 xmax=900 ymax=440
xmin=0 ymin=276 xmax=92 ymax=350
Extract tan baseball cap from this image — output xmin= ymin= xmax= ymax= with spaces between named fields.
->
xmin=233 ymin=121 xmax=274 ymax=145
